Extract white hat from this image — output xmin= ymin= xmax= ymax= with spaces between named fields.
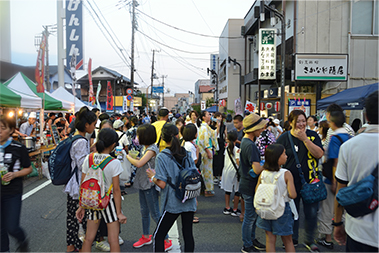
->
xmin=113 ymin=119 xmax=124 ymax=129
xmin=273 ymin=119 xmax=280 ymax=125
xmin=28 ymin=112 xmax=37 ymax=119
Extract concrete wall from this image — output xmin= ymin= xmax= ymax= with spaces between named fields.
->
xmin=0 ymin=1 xmax=11 ymax=62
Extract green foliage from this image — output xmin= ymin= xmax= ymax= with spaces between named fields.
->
xmin=206 ymin=97 xmax=215 ymax=108
xmin=227 ymin=109 xmax=235 ymax=115
xmin=192 ymin=104 xmax=201 ymax=115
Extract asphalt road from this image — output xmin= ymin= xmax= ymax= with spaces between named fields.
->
xmin=8 ymin=176 xmax=346 ymax=252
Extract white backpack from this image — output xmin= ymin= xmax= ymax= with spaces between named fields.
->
xmin=254 ymin=170 xmax=287 ymax=220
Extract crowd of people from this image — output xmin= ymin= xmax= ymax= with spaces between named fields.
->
xmin=1 ymin=90 xmax=378 ymax=253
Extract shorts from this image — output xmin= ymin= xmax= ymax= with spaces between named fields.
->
xmin=87 ymin=194 xmax=118 ymax=223
xmin=256 ymin=202 xmax=293 ymax=236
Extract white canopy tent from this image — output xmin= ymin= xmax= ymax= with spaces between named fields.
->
xmin=51 ymin=86 xmax=93 ymax=112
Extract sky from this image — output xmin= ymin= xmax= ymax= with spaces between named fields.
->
xmin=10 ymin=0 xmax=254 ymax=95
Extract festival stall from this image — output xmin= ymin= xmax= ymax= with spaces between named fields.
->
xmin=51 ymin=86 xmax=93 ymax=112
xmin=0 ymin=82 xmax=42 ymax=108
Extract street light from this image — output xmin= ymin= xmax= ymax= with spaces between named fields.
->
xmin=228 ymin=56 xmax=242 ymax=103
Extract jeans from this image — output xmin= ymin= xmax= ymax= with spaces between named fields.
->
xmin=293 ymin=194 xmax=319 ymax=243
xmin=241 ymin=194 xmax=258 ymax=248
xmin=139 ymin=187 xmax=161 ymax=235
xmin=153 ymin=211 xmax=194 ymax=252
xmin=1 ymin=193 xmax=26 ymax=252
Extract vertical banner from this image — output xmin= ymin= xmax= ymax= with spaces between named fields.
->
xmin=259 ymin=28 xmax=276 ymax=80
xmin=35 ymin=34 xmax=47 ymax=93
xmin=106 ymin=81 xmax=113 ymax=112
xmin=66 ymin=0 xmax=83 ymax=70
xmin=88 ymin=58 xmax=95 ymax=105
xmin=96 ymin=81 xmax=102 ymax=111
xmin=201 ymin=100 xmax=206 ymax=110
xmin=234 ymin=98 xmax=243 ymax=116
xmin=122 ymin=96 xmax=128 ymax=113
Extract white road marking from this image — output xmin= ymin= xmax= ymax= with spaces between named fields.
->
xmin=168 ymin=220 xmax=181 ymax=252
xmin=22 ymin=180 xmax=52 ymax=200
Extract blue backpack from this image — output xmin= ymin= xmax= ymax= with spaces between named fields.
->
xmin=336 ymin=164 xmax=378 ymax=217
xmin=48 ymin=135 xmax=87 ymax=185
xmin=163 ymin=151 xmax=202 ymax=203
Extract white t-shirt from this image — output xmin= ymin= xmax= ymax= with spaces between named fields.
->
xmin=82 ymin=153 xmax=123 ymax=191
xmin=335 ymin=125 xmax=378 ymax=248
xmin=184 ymin=141 xmax=197 ymax=162
xmin=221 ymin=146 xmax=240 ymax=192
xmin=116 ymin=130 xmax=129 ymax=147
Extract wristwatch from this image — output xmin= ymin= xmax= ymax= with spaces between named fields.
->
xmin=332 ymin=221 xmax=343 ymax=227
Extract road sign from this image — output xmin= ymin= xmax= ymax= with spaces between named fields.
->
xmin=152 ymin=86 xmax=164 ymax=93
xmin=127 ymin=95 xmax=133 ymax=101
xmin=126 ymin=88 xmax=133 ymax=95
xmin=201 ymin=100 xmax=206 ymax=110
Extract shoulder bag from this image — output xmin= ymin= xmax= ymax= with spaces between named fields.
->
xmin=288 ymin=133 xmax=327 ymax=204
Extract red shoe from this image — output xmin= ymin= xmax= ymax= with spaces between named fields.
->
xmin=133 ymin=235 xmax=152 ymax=248
xmin=164 ymin=239 xmax=173 ymax=251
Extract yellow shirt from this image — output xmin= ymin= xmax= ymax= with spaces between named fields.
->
xmin=152 ymin=120 xmax=167 ymax=152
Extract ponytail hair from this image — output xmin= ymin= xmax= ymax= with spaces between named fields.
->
xmin=197 ymin=110 xmax=208 ymax=127
xmin=162 ymin=123 xmax=184 ymax=157
xmin=74 ymin=106 xmax=97 ymax=132
xmin=227 ymin=131 xmax=238 ymax=157
xmin=96 ymin=128 xmax=118 ymax=153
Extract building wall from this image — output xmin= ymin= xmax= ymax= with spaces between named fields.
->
xmin=194 ymin=79 xmax=210 ymax=103
xmin=0 ymin=1 xmax=11 ymax=62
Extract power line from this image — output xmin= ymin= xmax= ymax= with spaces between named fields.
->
xmin=136 ymin=9 xmax=243 ymax=39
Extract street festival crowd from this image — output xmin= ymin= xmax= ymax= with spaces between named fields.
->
xmin=0 ymin=91 xmax=378 ymax=252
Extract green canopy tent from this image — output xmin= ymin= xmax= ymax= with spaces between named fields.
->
xmin=4 ymin=72 xmax=67 ymax=110
xmin=0 ymin=82 xmax=42 ymax=108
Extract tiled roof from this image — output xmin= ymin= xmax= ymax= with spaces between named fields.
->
xmin=199 ymin=86 xmax=214 ymax=93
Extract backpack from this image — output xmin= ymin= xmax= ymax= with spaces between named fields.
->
xmin=79 ymin=153 xmax=115 ymax=210
xmin=336 ymin=164 xmax=378 ymax=217
xmin=48 ymin=134 xmax=87 ymax=185
xmin=254 ymin=170 xmax=287 ymax=220
xmin=162 ymin=151 xmax=202 ymax=203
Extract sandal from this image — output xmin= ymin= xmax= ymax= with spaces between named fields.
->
xmin=124 ymin=182 xmax=133 ymax=188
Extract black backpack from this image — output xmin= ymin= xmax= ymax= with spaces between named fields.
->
xmin=162 ymin=151 xmax=202 ymax=203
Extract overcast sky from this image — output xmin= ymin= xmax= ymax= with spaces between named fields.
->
xmin=10 ymin=0 xmax=254 ymax=95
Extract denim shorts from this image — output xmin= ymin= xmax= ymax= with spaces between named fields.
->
xmin=257 ymin=202 xmax=293 ymax=236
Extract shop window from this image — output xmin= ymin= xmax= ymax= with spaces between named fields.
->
xmin=352 ymin=0 xmax=378 ymax=35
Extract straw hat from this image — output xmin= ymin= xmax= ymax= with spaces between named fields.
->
xmin=243 ymin=114 xmax=268 ymax=133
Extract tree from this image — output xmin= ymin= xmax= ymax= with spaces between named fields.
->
xmin=206 ymin=97 xmax=215 ymax=108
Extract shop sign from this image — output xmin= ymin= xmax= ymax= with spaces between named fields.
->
xmin=260 ymin=102 xmax=265 ymax=111
xmin=275 ymin=101 xmax=280 ymax=112
xmin=288 ymin=99 xmax=311 ymax=117
xmin=259 ymin=28 xmax=276 ymax=80
xmin=295 ymin=54 xmax=348 ymax=81
xmin=66 ymin=0 xmax=83 ymax=70
xmin=201 ymin=100 xmax=206 ymax=110
xmin=269 ymin=87 xmax=278 ymax=98
xmin=266 ymin=102 xmax=273 ymax=110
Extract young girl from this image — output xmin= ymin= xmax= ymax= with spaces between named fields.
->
xmin=65 ymin=106 xmax=97 ymax=252
xmin=0 ymin=115 xmax=32 ymax=252
xmin=125 ymin=124 xmax=172 ymax=250
xmin=256 ymin=144 xmax=297 ymax=252
xmin=220 ymin=131 xmax=241 ymax=217
xmin=146 ymin=123 xmax=196 ymax=252
xmin=76 ymin=128 xmax=127 ymax=252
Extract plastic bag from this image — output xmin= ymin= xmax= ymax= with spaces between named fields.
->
xmin=42 ymin=161 xmax=50 ymax=180
xmin=119 ymin=150 xmax=132 ymax=182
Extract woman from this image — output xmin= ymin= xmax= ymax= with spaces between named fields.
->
xmin=175 ymin=118 xmax=185 ymax=140
xmin=125 ymin=116 xmax=142 ymax=187
xmin=255 ymin=121 xmax=276 ymax=161
xmin=276 ymin=110 xmax=324 ymax=252
xmin=224 ymin=113 xmax=235 ymax=132
xmin=146 ymin=123 xmax=196 ymax=252
xmin=0 ymin=115 xmax=32 ymax=252
xmin=197 ymin=111 xmax=219 ymax=197
xmin=189 ymin=110 xmax=199 ymax=128
xmin=212 ymin=112 xmax=227 ymax=183
xmin=64 ymin=107 xmax=97 ymax=252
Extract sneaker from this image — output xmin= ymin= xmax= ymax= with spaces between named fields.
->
xmin=95 ymin=240 xmax=110 ymax=252
xmin=231 ymin=209 xmax=242 ymax=217
xmin=252 ymin=239 xmax=266 ymax=251
xmin=16 ymin=238 xmax=29 ymax=252
xmin=282 ymin=239 xmax=298 ymax=249
xmin=303 ymin=242 xmax=320 ymax=252
xmin=316 ymin=238 xmax=333 ymax=249
xmin=133 ymin=235 xmax=152 ymax=248
xmin=118 ymin=236 xmax=124 ymax=245
xmin=223 ymin=207 xmax=233 ymax=215
xmin=241 ymin=245 xmax=258 ymax=253
xmin=164 ymin=239 xmax=173 ymax=251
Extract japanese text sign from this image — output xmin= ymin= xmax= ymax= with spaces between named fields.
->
xmin=66 ymin=0 xmax=83 ymax=70
xmin=288 ymin=99 xmax=311 ymax=117
xmin=259 ymin=28 xmax=276 ymax=80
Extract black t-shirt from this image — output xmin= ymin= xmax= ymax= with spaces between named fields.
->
xmin=238 ymin=137 xmax=261 ymax=196
xmin=276 ymin=130 xmax=323 ymax=192
xmin=1 ymin=140 xmax=31 ymax=196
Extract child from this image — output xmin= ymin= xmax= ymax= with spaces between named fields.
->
xmin=125 ymin=124 xmax=172 ymax=251
xmin=0 ymin=115 xmax=32 ymax=252
xmin=256 ymin=144 xmax=297 ymax=252
xmin=76 ymin=128 xmax=127 ymax=252
xmin=220 ymin=131 xmax=241 ymax=217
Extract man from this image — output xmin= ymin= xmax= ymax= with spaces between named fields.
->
xmin=273 ymin=119 xmax=283 ymax=139
xmin=152 ymin=107 xmax=169 ymax=152
xmin=333 ymin=91 xmax=378 ymax=252
xmin=324 ymin=103 xmax=355 ymax=148
xmin=91 ymin=108 xmax=101 ymax=128
xmin=233 ymin=115 xmax=244 ymax=148
xmin=19 ymin=112 xmax=37 ymax=137
xmin=317 ymin=110 xmax=351 ymax=250
xmin=142 ymin=113 xmax=150 ymax=124
xmin=239 ymin=114 xmax=267 ymax=253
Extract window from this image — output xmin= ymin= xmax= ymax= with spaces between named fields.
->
xmin=352 ymin=0 xmax=378 ymax=35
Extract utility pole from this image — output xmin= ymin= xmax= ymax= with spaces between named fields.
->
xmin=161 ymin=75 xmax=167 ymax=107
xmin=130 ymin=0 xmax=137 ymax=94
xmin=57 ymin=0 xmax=64 ymax=88
xmin=148 ymin=49 xmax=159 ymax=112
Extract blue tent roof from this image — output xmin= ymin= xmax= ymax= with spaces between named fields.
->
xmin=317 ymin=83 xmax=378 ymax=110
xmin=205 ymin=105 xmax=218 ymax=113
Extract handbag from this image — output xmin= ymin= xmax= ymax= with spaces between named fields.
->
xmin=288 ymin=133 xmax=327 ymax=204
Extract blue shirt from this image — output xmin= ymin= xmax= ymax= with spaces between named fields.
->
xmin=328 ymin=133 xmax=350 ymax=159
xmin=19 ymin=121 xmax=34 ymax=136
xmin=155 ymin=148 xmax=197 ymax=214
